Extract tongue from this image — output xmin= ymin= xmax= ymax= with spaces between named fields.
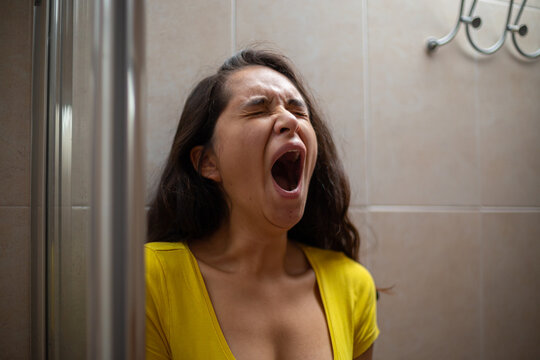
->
xmin=272 ymin=152 xmax=299 ymax=191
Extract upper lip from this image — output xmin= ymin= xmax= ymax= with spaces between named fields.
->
xmin=270 ymin=140 xmax=306 ymax=171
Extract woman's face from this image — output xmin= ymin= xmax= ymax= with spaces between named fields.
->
xmin=204 ymin=65 xmax=318 ymax=231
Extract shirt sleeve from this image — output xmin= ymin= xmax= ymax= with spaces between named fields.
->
xmin=145 ymin=247 xmax=172 ymax=360
xmin=352 ymin=267 xmax=380 ymax=358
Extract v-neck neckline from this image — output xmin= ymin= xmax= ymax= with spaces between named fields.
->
xmin=185 ymin=243 xmax=337 ymax=360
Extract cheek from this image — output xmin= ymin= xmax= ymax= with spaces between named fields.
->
xmin=214 ymin=129 xmax=265 ymax=177
xmin=242 ymin=128 xmax=265 ymax=151
xmin=306 ymin=126 xmax=318 ymax=161
xmin=230 ymin=128 xmax=263 ymax=154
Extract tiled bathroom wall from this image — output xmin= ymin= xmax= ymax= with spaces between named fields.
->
xmin=0 ymin=1 xmax=32 ymax=359
xmin=1 ymin=0 xmax=538 ymax=359
xmin=146 ymin=0 xmax=540 ymax=359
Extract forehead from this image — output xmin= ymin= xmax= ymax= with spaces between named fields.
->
xmin=225 ymin=65 xmax=303 ymax=101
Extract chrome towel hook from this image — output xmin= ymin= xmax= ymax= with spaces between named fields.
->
xmin=464 ymin=0 xmax=514 ymax=55
xmin=511 ymin=0 xmax=540 ymax=59
xmin=426 ymin=0 xmax=481 ymax=52
xmin=426 ymin=0 xmax=539 ymax=59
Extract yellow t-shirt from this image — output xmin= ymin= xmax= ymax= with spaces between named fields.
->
xmin=145 ymin=242 xmax=379 ymax=359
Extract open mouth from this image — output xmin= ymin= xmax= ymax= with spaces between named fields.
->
xmin=271 ymin=150 xmax=302 ymax=191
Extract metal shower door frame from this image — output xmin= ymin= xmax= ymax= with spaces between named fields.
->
xmin=30 ymin=0 xmax=146 ymax=358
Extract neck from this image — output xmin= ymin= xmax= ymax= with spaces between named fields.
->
xmin=189 ymin=212 xmax=306 ymax=279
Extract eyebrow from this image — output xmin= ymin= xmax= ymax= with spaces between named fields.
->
xmin=241 ymin=96 xmax=307 ymax=108
xmin=287 ymin=98 xmax=307 ymax=108
xmin=242 ymin=96 xmax=268 ymax=108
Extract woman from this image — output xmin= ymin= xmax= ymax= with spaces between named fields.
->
xmin=146 ymin=48 xmax=379 ymax=359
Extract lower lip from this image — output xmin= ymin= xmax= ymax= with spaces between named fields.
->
xmin=272 ymin=177 xmax=303 ymax=199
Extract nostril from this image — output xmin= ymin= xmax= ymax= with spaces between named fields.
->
xmin=274 ymin=110 xmax=300 ymax=134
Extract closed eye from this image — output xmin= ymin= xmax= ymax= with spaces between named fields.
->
xmin=246 ymin=110 xmax=266 ymax=117
xmin=242 ymin=96 xmax=269 ymax=116
xmin=288 ymin=108 xmax=309 ymax=119
xmin=287 ymin=98 xmax=309 ymax=119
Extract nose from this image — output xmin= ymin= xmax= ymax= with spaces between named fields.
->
xmin=273 ymin=108 xmax=300 ymax=135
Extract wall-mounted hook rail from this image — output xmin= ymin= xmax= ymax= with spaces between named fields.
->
xmin=426 ymin=0 xmax=539 ymax=59
xmin=511 ymin=0 xmax=540 ymax=59
xmin=464 ymin=0 xmax=514 ymax=55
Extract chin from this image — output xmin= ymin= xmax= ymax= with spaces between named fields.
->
xmin=268 ymin=205 xmax=306 ymax=231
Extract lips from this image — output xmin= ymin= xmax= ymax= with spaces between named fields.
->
xmin=270 ymin=142 xmax=305 ymax=195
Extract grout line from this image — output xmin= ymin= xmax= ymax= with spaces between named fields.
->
xmin=478 ymin=206 xmax=540 ymax=213
xmin=361 ymin=0 xmax=371 ymax=207
xmin=231 ymin=0 xmax=237 ymax=55
xmin=366 ymin=205 xmax=481 ymax=212
xmin=478 ymin=213 xmax=485 ymax=360
xmin=473 ymin=43 xmax=485 ymax=360
xmin=0 ymin=205 xmax=30 ymax=209
xmin=364 ymin=205 xmax=540 ymax=213
xmin=64 ymin=205 xmax=540 ymax=213
xmin=474 ymin=45 xmax=483 ymax=207
xmin=349 ymin=205 xmax=369 ymax=212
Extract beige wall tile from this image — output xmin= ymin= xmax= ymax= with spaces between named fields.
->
xmin=0 ymin=207 xmax=30 ymax=359
xmin=475 ymin=2 xmax=540 ymax=206
xmin=236 ymin=0 xmax=367 ymax=205
xmin=368 ymin=0 xmax=479 ymax=205
xmin=349 ymin=208 xmax=370 ymax=266
xmin=482 ymin=212 xmax=540 ymax=359
xmin=349 ymin=207 xmax=380 ymax=269
xmin=145 ymin=0 xmax=231 ymax=204
xmin=0 ymin=2 xmax=32 ymax=206
xmin=369 ymin=211 xmax=482 ymax=360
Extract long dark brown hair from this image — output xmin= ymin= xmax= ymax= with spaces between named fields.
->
xmin=147 ymin=48 xmax=361 ymax=260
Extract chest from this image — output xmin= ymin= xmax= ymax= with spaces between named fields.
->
xmin=200 ymin=269 xmax=334 ymax=360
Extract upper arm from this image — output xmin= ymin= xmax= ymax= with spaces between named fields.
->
xmin=352 ymin=265 xmax=380 ymax=357
xmin=145 ymin=247 xmax=172 ymax=359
